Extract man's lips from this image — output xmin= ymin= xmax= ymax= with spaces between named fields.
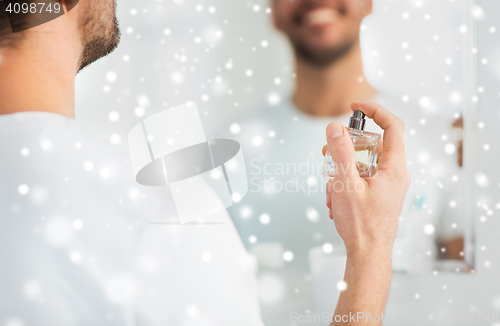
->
xmin=300 ymin=7 xmax=340 ymax=27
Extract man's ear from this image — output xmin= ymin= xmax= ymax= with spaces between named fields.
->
xmin=362 ymin=0 xmax=373 ymax=17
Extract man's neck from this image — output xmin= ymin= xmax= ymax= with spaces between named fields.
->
xmin=0 ymin=27 xmax=78 ymax=118
xmin=293 ymin=40 xmax=377 ymax=117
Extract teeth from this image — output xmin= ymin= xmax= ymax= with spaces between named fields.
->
xmin=304 ymin=8 xmax=336 ymax=25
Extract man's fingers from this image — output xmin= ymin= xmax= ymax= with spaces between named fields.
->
xmin=351 ymin=102 xmax=406 ymax=170
xmin=326 ymin=179 xmax=333 ymax=209
xmin=325 ymin=122 xmax=360 ymax=181
xmin=377 ymin=138 xmax=384 ymax=161
xmin=322 ymin=144 xmax=328 ymax=156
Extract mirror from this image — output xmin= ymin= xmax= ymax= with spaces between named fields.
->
xmin=219 ymin=0 xmax=477 ymax=322
xmin=73 ymin=0 xmax=478 ymax=324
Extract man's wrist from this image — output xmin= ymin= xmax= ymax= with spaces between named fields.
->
xmin=345 ymin=243 xmax=393 ymax=267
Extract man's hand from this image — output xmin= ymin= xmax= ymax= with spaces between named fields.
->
xmin=324 ymin=101 xmax=410 ymax=257
xmin=323 ymin=102 xmax=411 ymax=325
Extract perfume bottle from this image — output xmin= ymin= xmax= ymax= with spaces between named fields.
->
xmin=323 ymin=111 xmax=381 ymax=178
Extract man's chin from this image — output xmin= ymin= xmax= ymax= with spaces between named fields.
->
xmin=76 ymin=0 xmax=120 ymax=72
xmin=77 ymin=20 xmax=120 ymax=73
xmin=294 ymin=46 xmax=345 ymax=66
xmin=291 ymin=36 xmax=357 ymax=67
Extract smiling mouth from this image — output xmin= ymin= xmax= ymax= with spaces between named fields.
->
xmin=301 ymin=7 xmax=340 ymax=27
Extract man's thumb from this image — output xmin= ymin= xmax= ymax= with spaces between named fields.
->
xmin=326 ymin=122 xmax=358 ymax=179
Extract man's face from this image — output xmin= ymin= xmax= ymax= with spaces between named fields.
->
xmin=273 ymin=0 xmax=372 ymax=66
xmin=77 ymin=0 xmax=120 ymax=72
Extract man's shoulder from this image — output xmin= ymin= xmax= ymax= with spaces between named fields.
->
xmin=0 ymin=112 xmax=126 ymax=153
xmin=0 ymin=112 xmax=134 ymax=185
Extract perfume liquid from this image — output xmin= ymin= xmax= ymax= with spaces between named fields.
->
xmin=323 ymin=111 xmax=381 ymax=179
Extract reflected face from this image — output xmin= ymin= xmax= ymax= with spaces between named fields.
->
xmin=77 ymin=0 xmax=120 ymax=72
xmin=273 ymin=0 xmax=371 ymax=66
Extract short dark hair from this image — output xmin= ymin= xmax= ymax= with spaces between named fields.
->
xmin=0 ymin=1 xmax=22 ymax=47
xmin=0 ymin=0 xmax=64 ymax=48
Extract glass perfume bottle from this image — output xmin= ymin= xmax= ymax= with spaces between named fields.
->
xmin=323 ymin=111 xmax=381 ymax=178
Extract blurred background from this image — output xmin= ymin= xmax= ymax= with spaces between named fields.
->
xmin=74 ymin=0 xmax=500 ymax=325
xmin=76 ymin=0 xmax=469 ymax=137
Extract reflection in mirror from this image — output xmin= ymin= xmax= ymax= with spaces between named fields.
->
xmin=228 ymin=0 xmax=475 ymax=290
xmin=221 ymin=6 xmax=478 ymax=325
xmin=212 ymin=0 xmax=479 ymax=323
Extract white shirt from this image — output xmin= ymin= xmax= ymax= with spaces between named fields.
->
xmin=0 ymin=112 xmax=263 ymax=326
xmin=222 ymin=93 xmax=462 ymax=323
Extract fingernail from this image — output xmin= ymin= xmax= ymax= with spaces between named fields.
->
xmin=327 ymin=122 xmax=343 ymax=139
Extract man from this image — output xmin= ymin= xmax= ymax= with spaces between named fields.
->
xmin=226 ymin=0 xmax=459 ymax=323
xmin=0 ymin=1 xmax=262 ymax=324
xmin=0 ymin=0 xmax=410 ymax=325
